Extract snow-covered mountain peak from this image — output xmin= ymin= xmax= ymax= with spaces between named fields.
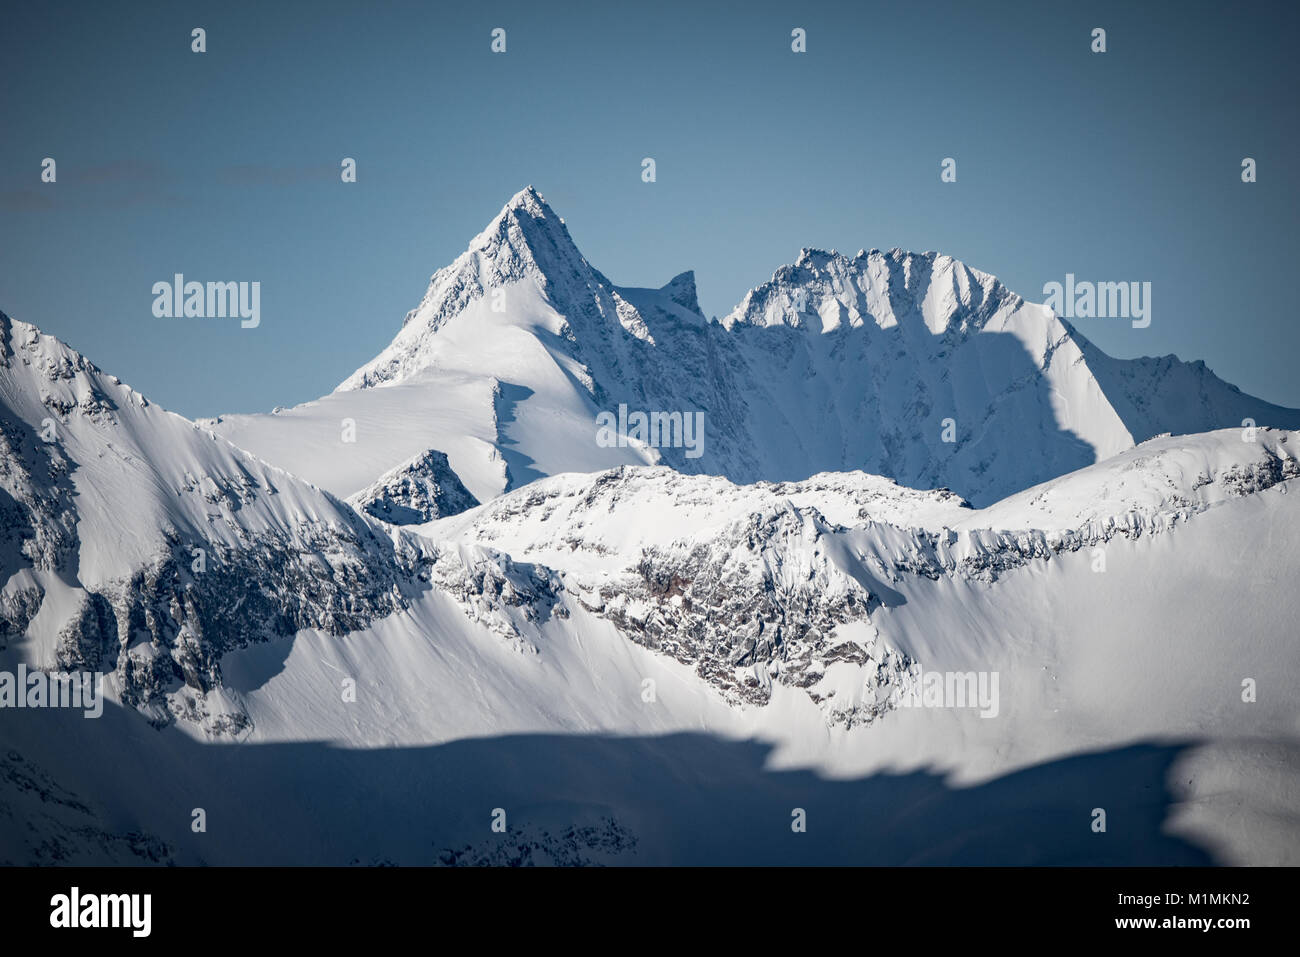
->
xmin=722 ymin=246 xmax=1013 ymax=336
xmin=0 ymin=310 xmax=147 ymax=422
xmin=503 ymin=183 xmax=549 ymax=216
xmin=337 ymin=186 xmax=612 ymax=391
xmin=340 ymin=189 xmax=1028 ymax=399
xmin=216 ymin=189 xmax=1300 ymax=513
xmin=462 ymin=184 xmax=585 ymax=278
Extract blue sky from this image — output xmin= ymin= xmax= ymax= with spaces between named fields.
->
xmin=2 ymin=0 xmax=1297 ymax=417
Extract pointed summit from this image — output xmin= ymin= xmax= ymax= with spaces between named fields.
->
xmin=662 ymin=270 xmax=702 ymax=316
xmin=477 ymin=185 xmax=558 ymax=242
xmin=461 ymin=184 xmax=590 ymax=287
xmin=502 ymin=184 xmax=550 ymax=217
xmin=338 ymin=187 xmax=604 ymax=390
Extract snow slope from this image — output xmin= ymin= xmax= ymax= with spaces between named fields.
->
xmin=0 ymin=310 xmax=413 ymax=732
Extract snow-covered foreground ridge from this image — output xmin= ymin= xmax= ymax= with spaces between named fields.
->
xmin=3 ymin=351 xmax=1298 ymax=861
xmin=3 ymin=299 xmax=1293 ymax=731
xmin=0 ymin=311 xmax=416 ymax=730
xmin=421 ymin=430 xmax=1300 ymax=720
xmin=2 ymin=188 xmax=1299 ymax=864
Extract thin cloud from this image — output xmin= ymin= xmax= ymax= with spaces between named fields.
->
xmin=217 ymin=163 xmax=338 ymax=187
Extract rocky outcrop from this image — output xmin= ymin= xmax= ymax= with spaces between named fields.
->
xmin=349 ymin=449 xmax=479 ymax=525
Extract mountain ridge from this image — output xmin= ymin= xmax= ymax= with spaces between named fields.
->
xmin=224 ymin=186 xmax=1297 ymax=509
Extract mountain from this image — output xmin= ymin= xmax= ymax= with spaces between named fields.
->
xmin=0 ymin=311 xmax=415 ymax=734
xmin=209 ymin=186 xmax=1300 ymax=507
xmin=3 ymin=189 xmax=1299 ymax=866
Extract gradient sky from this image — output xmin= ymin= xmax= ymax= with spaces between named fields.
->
xmin=2 ymin=0 xmax=1297 ymax=418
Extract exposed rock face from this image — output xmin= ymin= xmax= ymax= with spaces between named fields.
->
xmin=584 ymin=504 xmax=912 ymax=716
xmin=93 ymin=525 xmax=413 ymax=729
xmin=422 ymin=466 xmax=947 ymax=725
xmin=349 ymin=449 xmax=480 ymax=525
xmin=25 ymin=517 xmax=416 ymax=732
xmin=415 ymin=542 xmax=566 ymax=653
xmin=0 ymin=588 xmax=41 ymax=651
xmin=54 ymin=593 xmax=116 ymax=671
xmin=0 ymin=310 xmax=419 ymax=734
xmin=0 ymin=416 xmax=78 ymax=575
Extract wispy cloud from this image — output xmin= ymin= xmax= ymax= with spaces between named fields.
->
xmin=216 ymin=163 xmax=338 ymax=187
xmin=1 ymin=159 xmax=183 ymax=211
